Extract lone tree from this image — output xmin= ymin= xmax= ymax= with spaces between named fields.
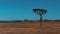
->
xmin=33 ymin=8 xmax=47 ymax=29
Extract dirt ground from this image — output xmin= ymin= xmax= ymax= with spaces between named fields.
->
xmin=0 ymin=21 xmax=60 ymax=34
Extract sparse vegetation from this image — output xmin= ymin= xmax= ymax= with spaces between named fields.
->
xmin=33 ymin=8 xmax=47 ymax=28
xmin=0 ymin=22 xmax=59 ymax=34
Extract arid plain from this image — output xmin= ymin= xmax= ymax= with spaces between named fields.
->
xmin=0 ymin=21 xmax=60 ymax=34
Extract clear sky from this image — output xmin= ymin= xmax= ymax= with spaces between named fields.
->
xmin=0 ymin=0 xmax=60 ymax=20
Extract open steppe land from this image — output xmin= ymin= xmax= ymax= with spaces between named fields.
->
xmin=0 ymin=21 xmax=60 ymax=34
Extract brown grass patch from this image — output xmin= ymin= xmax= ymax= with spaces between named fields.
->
xmin=0 ymin=22 xmax=59 ymax=34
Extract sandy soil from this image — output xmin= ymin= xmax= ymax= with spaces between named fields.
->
xmin=0 ymin=22 xmax=60 ymax=34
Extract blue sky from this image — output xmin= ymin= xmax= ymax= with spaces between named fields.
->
xmin=0 ymin=0 xmax=60 ymax=20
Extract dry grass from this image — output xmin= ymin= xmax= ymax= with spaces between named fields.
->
xmin=0 ymin=22 xmax=60 ymax=34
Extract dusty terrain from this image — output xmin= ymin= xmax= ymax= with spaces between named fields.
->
xmin=0 ymin=21 xmax=60 ymax=34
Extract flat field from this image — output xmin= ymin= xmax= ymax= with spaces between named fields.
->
xmin=0 ymin=21 xmax=60 ymax=34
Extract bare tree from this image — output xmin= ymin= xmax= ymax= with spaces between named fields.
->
xmin=33 ymin=8 xmax=47 ymax=29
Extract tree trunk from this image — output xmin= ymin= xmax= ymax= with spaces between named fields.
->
xmin=40 ymin=14 xmax=43 ymax=29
